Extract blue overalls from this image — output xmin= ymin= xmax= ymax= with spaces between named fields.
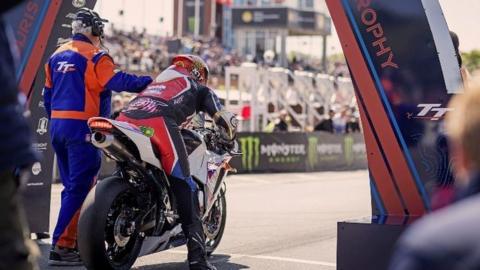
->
xmin=43 ymin=33 xmax=152 ymax=248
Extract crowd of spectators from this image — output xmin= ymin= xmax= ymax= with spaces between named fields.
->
xmin=103 ymin=26 xmax=347 ymax=78
xmin=103 ymin=25 xmax=243 ymax=80
xmin=313 ymin=106 xmax=361 ymax=134
xmin=261 ymin=105 xmax=361 ymax=134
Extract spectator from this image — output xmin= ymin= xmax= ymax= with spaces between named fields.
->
xmin=346 ymin=110 xmax=361 ymax=133
xmin=314 ymin=109 xmax=335 ymax=133
xmin=429 ymin=31 xmax=469 ymax=210
xmin=273 ymin=110 xmax=289 ymax=132
xmin=389 ymin=83 xmax=480 ymax=270
xmin=333 ymin=107 xmax=348 ymax=133
xmin=450 ymin=31 xmax=469 ymax=86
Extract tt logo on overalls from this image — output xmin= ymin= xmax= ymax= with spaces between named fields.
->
xmin=56 ymin=61 xmax=76 ymax=73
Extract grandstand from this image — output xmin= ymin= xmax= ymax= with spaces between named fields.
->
xmin=224 ymin=64 xmax=357 ymax=132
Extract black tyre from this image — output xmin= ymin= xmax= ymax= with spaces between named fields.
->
xmin=78 ymin=176 xmax=143 ymax=270
xmin=204 ymin=192 xmax=227 ymax=255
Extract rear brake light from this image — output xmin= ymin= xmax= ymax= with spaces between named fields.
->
xmin=89 ymin=120 xmax=113 ymax=130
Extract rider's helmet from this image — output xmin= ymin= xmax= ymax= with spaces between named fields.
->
xmin=172 ymin=54 xmax=210 ymax=85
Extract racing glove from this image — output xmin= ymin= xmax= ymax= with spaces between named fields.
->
xmin=213 ymin=110 xmax=238 ymax=141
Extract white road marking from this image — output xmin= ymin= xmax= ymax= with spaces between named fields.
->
xmin=166 ymin=250 xmax=336 ymax=267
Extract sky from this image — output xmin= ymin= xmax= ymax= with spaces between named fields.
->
xmin=439 ymin=0 xmax=480 ymax=52
xmin=94 ymin=0 xmax=174 ymax=36
xmin=94 ymin=0 xmax=480 ymax=55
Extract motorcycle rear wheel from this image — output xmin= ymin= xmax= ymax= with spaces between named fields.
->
xmin=204 ymin=192 xmax=227 ymax=256
xmin=78 ymin=176 xmax=143 ymax=270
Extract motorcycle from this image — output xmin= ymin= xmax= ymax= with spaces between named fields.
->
xmin=77 ymin=115 xmax=239 ymax=270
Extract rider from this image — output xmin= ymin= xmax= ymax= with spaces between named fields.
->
xmin=117 ymin=55 xmax=237 ymax=270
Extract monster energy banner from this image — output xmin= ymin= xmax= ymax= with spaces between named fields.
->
xmin=231 ymin=132 xmax=367 ymax=173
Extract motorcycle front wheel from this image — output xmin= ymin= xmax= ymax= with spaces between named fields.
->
xmin=204 ymin=192 xmax=227 ymax=255
xmin=78 ymin=176 xmax=143 ymax=270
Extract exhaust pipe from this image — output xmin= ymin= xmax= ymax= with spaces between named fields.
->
xmin=91 ymin=132 xmax=143 ymax=167
xmin=91 ymin=132 xmax=114 ymax=148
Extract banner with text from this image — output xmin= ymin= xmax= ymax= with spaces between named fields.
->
xmin=230 ymin=132 xmax=367 ymax=174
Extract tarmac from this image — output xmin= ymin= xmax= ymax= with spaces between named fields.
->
xmin=38 ymin=170 xmax=370 ymax=269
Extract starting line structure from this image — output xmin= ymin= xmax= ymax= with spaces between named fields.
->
xmin=326 ymin=0 xmax=463 ymax=269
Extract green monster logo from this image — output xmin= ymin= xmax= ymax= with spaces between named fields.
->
xmin=307 ymin=136 xmax=318 ymax=168
xmin=344 ymin=135 xmax=354 ymax=166
xmin=239 ymin=136 xmax=260 ymax=171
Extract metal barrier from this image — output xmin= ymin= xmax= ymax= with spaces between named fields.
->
xmin=224 ymin=64 xmax=355 ymax=132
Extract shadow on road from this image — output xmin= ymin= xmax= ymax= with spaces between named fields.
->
xmin=137 ymin=254 xmax=249 ymax=270
xmin=38 ymin=242 xmax=248 ymax=270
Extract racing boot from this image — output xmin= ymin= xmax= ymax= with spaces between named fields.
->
xmin=170 ymin=177 xmax=216 ymax=270
xmin=183 ymin=221 xmax=216 ymax=270
xmin=48 ymin=245 xmax=82 ymax=266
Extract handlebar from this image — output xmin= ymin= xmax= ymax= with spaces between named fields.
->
xmin=193 ymin=126 xmax=241 ymax=155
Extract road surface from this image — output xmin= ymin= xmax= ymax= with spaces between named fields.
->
xmin=38 ymin=170 xmax=370 ymax=269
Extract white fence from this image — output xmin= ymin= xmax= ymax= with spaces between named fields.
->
xmin=223 ymin=64 xmax=356 ymax=132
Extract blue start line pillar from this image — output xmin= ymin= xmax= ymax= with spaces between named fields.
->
xmin=326 ymin=0 xmax=463 ymax=269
